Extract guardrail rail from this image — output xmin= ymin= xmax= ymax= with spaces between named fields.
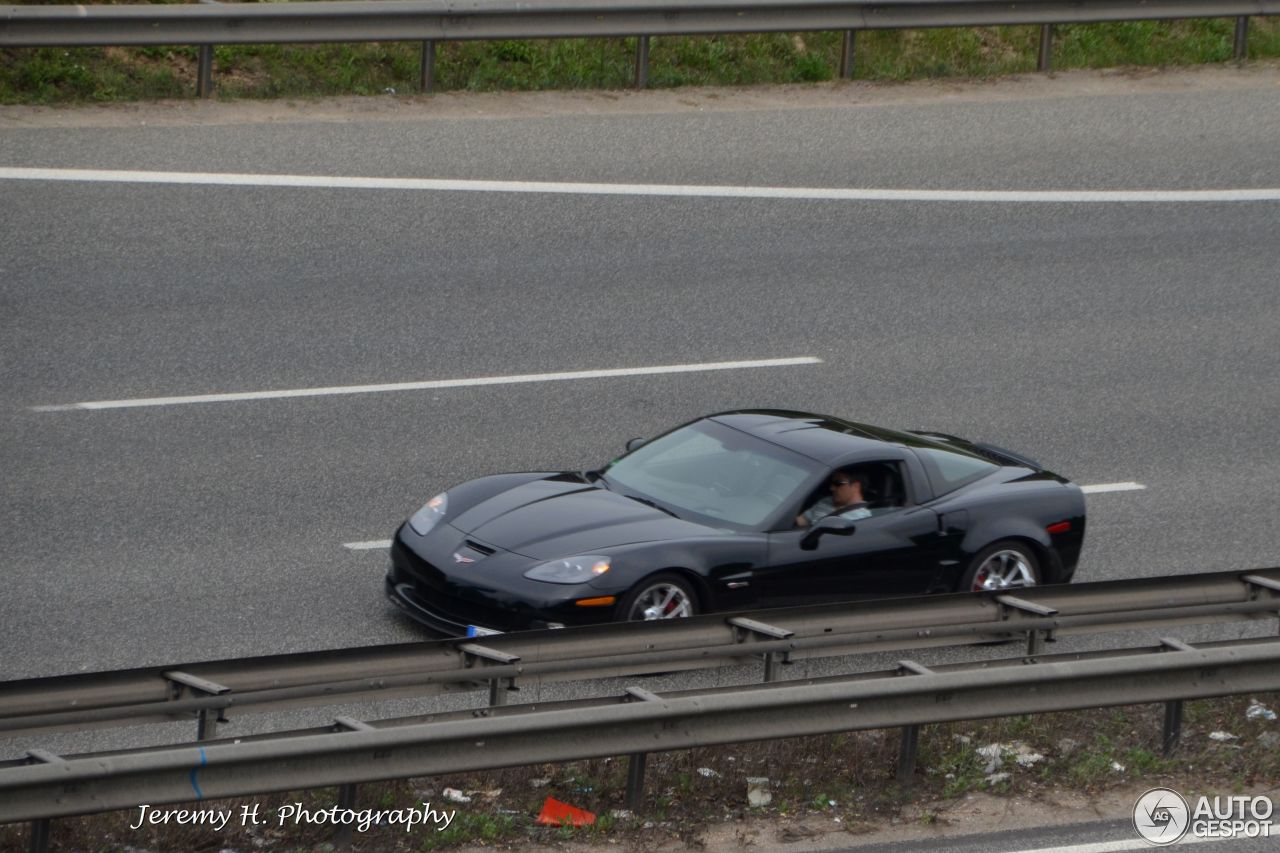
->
xmin=2 ymin=0 xmax=1278 ymax=96
xmin=1 ymin=567 xmax=1278 ymax=851
xmin=2 ymin=567 xmax=1278 ymax=743
xmin=3 ymin=636 xmax=1279 ymax=851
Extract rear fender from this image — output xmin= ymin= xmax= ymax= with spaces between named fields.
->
xmin=961 ymin=522 xmax=1064 ymax=584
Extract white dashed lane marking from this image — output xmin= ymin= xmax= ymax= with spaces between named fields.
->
xmin=1080 ymin=482 xmax=1146 ymax=494
xmin=32 ymin=357 xmax=821 ymax=411
xmin=346 ymin=540 xmax=394 ymax=551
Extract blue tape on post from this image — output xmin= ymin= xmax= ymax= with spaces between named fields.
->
xmin=189 ymin=747 xmax=208 ymax=800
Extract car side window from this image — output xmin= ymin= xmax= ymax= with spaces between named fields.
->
xmin=795 ymin=462 xmax=908 ymax=525
xmin=863 ymin=462 xmax=908 ymax=511
xmin=914 ymin=447 xmax=998 ymax=497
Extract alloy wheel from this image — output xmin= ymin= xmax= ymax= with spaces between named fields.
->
xmin=971 ymin=549 xmax=1037 ymax=590
xmin=631 ymin=583 xmax=694 ymax=620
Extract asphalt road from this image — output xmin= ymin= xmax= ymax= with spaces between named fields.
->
xmin=2 ymin=69 xmax=1279 ymax=779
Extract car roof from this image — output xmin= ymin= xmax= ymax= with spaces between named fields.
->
xmin=708 ymin=409 xmax=929 ymax=466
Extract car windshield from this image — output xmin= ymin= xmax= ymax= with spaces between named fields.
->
xmin=601 ymin=419 xmax=821 ymax=529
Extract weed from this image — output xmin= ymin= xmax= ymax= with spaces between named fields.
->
xmin=419 ymin=812 xmax=517 ymax=850
xmin=1065 ymin=749 xmax=1118 ymax=788
xmin=792 ymin=51 xmax=832 ymax=82
xmin=1005 ymin=715 xmax=1035 ymax=737
xmin=1122 ymin=746 xmax=1168 ymax=777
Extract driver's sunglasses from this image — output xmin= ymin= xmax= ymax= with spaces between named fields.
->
xmin=829 ymin=480 xmax=853 ymax=488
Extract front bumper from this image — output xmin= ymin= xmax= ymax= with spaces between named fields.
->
xmin=384 ymin=526 xmax=613 ymax=635
xmin=385 ymin=575 xmax=495 ymax=636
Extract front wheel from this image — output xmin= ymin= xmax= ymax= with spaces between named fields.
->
xmin=615 ymin=573 xmax=698 ymax=622
xmin=960 ymin=541 xmax=1040 ymax=592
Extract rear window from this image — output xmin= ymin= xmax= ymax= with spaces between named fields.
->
xmin=915 ymin=446 xmax=998 ymax=496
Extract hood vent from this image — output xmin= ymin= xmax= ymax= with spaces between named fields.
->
xmin=464 ymin=540 xmax=497 ymax=556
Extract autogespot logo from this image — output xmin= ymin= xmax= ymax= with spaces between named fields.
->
xmin=1134 ymin=788 xmax=1190 ymax=845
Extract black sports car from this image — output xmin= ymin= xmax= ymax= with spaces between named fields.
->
xmin=386 ymin=410 xmax=1085 ymax=635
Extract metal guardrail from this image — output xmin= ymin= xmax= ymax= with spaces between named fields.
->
xmin=2 ymin=567 xmax=1278 ymax=741
xmin=2 ymin=1 xmax=1277 ymax=96
xmin=3 ymin=636 xmax=1279 ymax=824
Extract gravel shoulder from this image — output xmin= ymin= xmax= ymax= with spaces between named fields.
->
xmin=2 ymin=62 xmax=1279 ymax=130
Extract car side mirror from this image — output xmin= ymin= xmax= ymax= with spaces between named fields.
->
xmin=625 ymin=437 xmax=647 ymax=453
xmin=800 ymin=516 xmax=857 ymax=551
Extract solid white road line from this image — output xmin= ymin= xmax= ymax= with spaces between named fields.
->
xmin=3 ymin=167 xmax=1280 ymax=203
xmin=31 ymin=356 xmax=821 ymax=411
xmin=344 ymin=481 xmax=1148 ymax=550
xmin=1080 ymin=482 xmax=1147 ymax=494
xmin=1003 ymin=833 xmax=1215 ymax=853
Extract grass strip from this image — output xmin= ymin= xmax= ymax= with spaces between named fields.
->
xmin=2 ymin=19 xmax=1280 ymax=104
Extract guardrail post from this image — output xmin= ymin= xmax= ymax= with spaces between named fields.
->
xmin=1162 ymin=699 xmax=1184 ymax=756
xmin=1158 ymin=638 xmax=1193 ymax=755
xmin=1233 ymin=17 xmax=1249 ymax=60
xmin=334 ymin=782 xmax=358 ymax=849
xmin=1037 ymin=25 xmax=1053 ymax=72
xmin=1241 ymin=575 xmax=1280 ymax=634
xmin=27 ymin=818 xmax=50 ymax=853
xmin=728 ymin=617 xmax=795 ymax=683
xmin=459 ymin=643 xmax=521 ymax=708
xmin=894 ymin=661 xmax=930 ymax=786
xmin=196 ymin=709 xmax=219 ymax=740
xmin=489 ymin=677 xmax=512 ymax=706
xmin=995 ymin=595 xmax=1059 ymax=654
xmin=762 ymin=652 xmax=780 ymax=682
xmin=840 ymin=30 xmax=856 ymax=79
xmin=625 ymin=751 xmax=647 ymax=809
xmin=196 ymin=45 xmax=214 ymax=98
xmin=622 ymin=686 xmax=660 ymax=810
xmin=420 ymin=40 xmax=436 ymax=93
xmin=897 ymin=724 xmax=920 ymax=786
xmin=165 ymin=671 xmax=231 ymax=740
xmin=634 ymin=36 xmax=650 ymax=89
xmin=23 ymin=751 xmax=62 ymax=853
xmin=331 ymin=717 xmax=374 ymax=846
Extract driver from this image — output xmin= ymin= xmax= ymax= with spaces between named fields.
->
xmin=796 ymin=469 xmax=872 ymax=528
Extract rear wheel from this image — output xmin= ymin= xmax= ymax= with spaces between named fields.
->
xmin=960 ymin=541 xmax=1040 ymax=592
xmin=616 ymin=573 xmax=698 ymax=622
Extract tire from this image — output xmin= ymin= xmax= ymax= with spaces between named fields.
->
xmin=960 ymin=541 xmax=1040 ymax=592
xmin=615 ymin=573 xmax=698 ymax=622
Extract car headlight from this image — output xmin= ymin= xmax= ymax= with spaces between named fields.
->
xmin=523 ymin=555 xmax=611 ymax=584
xmin=408 ymin=492 xmax=448 ymax=536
